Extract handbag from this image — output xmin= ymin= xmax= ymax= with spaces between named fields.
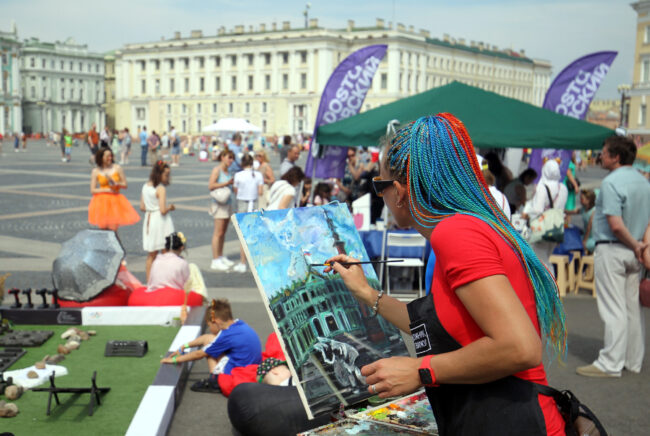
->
xmin=536 ymin=384 xmax=608 ymax=436
xmin=210 ymin=187 xmax=231 ymax=204
xmin=528 ymin=185 xmax=565 ymax=244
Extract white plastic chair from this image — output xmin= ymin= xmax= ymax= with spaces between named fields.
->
xmin=384 ymin=232 xmax=427 ymax=297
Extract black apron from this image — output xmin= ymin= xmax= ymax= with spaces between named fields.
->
xmin=407 ymin=293 xmax=550 ymax=436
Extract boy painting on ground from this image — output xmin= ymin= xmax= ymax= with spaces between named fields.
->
xmin=161 ymin=298 xmax=262 ymax=392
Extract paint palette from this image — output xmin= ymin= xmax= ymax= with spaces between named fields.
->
xmin=298 ymin=417 xmax=430 ymax=436
xmin=351 ymin=391 xmax=438 ymax=434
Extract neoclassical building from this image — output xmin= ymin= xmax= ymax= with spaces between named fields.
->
xmin=0 ymin=24 xmax=22 ymax=136
xmin=20 ymin=37 xmax=105 ymax=134
xmin=629 ymin=1 xmax=650 ymax=138
xmin=114 ymin=18 xmax=552 ymax=136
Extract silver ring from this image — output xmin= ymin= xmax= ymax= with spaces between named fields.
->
xmin=371 ymin=384 xmax=377 ymax=394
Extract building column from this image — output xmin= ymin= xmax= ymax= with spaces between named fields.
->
xmin=0 ymin=106 xmax=5 ymax=136
xmin=13 ymin=103 xmax=22 ymax=134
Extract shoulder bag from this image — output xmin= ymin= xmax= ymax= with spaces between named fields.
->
xmin=528 ymin=185 xmax=565 ymax=244
xmin=536 ymin=384 xmax=608 ymax=436
xmin=210 ymin=186 xmax=231 ymax=204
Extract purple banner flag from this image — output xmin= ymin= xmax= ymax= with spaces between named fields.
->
xmin=306 ymin=44 xmax=388 ymax=179
xmin=529 ymin=51 xmax=617 ymax=181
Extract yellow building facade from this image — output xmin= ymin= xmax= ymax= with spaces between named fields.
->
xmin=629 ymin=2 xmax=650 ymax=136
xmin=114 ymin=19 xmax=551 ymax=136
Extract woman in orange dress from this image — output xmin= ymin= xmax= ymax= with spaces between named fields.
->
xmin=88 ymin=147 xmax=140 ymax=231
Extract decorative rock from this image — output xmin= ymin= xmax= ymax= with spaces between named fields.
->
xmin=4 ymin=385 xmax=22 ymax=401
xmin=27 ymin=371 xmax=38 ymax=379
xmin=88 ymin=330 xmax=97 ymax=336
xmin=79 ymin=331 xmax=90 ymax=341
xmin=66 ymin=340 xmax=80 ymax=351
xmin=61 ymin=327 xmax=77 ymax=340
xmin=69 ymin=334 xmax=81 ymax=342
xmin=45 ymin=354 xmax=65 ymax=364
xmin=0 ymin=402 xmax=19 ymax=418
xmin=57 ymin=344 xmax=70 ymax=355
xmin=34 ymin=360 xmax=46 ymax=369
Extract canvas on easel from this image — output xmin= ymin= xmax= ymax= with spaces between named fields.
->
xmin=232 ymin=203 xmax=410 ymax=418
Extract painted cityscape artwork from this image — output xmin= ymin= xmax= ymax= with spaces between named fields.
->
xmin=232 ymin=203 xmax=410 ymax=418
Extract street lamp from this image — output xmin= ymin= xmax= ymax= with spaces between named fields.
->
xmin=304 ymin=3 xmax=311 ymax=28
xmin=617 ymin=84 xmax=631 ymax=128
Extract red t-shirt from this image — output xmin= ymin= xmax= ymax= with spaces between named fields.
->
xmin=430 ymin=214 xmax=564 ymax=435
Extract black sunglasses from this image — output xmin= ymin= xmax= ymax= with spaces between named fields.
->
xmin=372 ymin=176 xmax=395 ymax=197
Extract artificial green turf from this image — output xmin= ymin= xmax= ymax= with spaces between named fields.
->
xmin=1 ymin=324 xmax=179 ymax=436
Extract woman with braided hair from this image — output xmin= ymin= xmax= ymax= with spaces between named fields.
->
xmin=325 ymin=114 xmax=566 ymax=435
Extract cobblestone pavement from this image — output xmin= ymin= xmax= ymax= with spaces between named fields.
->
xmin=1 ymin=140 xmax=648 ymax=435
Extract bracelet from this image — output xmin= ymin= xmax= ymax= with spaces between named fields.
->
xmin=172 ymin=355 xmax=178 ymax=365
xmin=370 ymin=290 xmax=384 ymax=318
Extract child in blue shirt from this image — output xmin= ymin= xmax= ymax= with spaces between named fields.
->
xmin=161 ymin=298 xmax=262 ymax=392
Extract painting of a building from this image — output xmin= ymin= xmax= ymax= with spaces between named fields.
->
xmin=233 ymin=203 xmax=409 ymax=418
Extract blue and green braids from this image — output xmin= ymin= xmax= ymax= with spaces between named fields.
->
xmin=386 ymin=113 xmax=567 ymax=359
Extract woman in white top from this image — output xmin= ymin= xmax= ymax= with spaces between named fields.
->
xmin=140 ymin=160 xmax=175 ymax=281
xmin=232 ymin=154 xmax=264 ymax=273
xmin=253 ymin=148 xmax=275 ymax=209
xmin=522 ymin=159 xmax=568 ymax=275
xmin=267 ymin=166 xmax=305 ymax=210
xmin=482 ymin=169 xmax=511 ymax=220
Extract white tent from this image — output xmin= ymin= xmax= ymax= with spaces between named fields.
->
xmin=203 ymin=118 xmax=261 ymax=134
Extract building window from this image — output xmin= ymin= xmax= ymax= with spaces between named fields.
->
xmin=212 ymin=103 xmax=217 ymax=113
xmin=200 ymin=77 xmax=205 ymax=92
xmin=265 ymin=74 xmax=271 ymax=90
xmin=215 ymin=56 xmax=221 ymax=67
xmin=198 ymin=57 xmax=205 ymax=68
xmin=61 ymin=88 xmax=65 ymax=100
xmin=60 ymin=60 xmax=64 ymax=69
xmin=645 ymin=25 xmax=650 ymax=43
xmin=245 ymin=102 xmax=250 ymax=113
xmin=231 ymin=76 xmax=237 ymax=91
xmin=154 ymin=60 xmax=160 ymax=70
xmin=299 ymin=51 xmax=307 ymax=63
xmin=281 ymin=52 xmax=289 ymax=64
xmin=231 ymin=55 xmax=237 ymax=67
xmin=182 ymin=104 xmax=187 ymax=114
xmin=282 ymin=74 xmax=288 ymax=89
xmin=139 ymin=61 xmax=145 ymax=71
xmin=30 ymin=86 xmax=35 ymax=98
xmin=229 ymin=102 xmax=234 ymax=113
xmin=79 ymin=62 xmax=82 ymax=71
xmin=42 ymin=59 xmax=46 ymax=69
xmin=70 ymin=61 xmax=73 ymax=70
xmin=381 ymin=73 xmax=387 ymax=90
xmin=263 ymin=53 xmax=271 ymax=65
xmin=197 ymin=119 xmax=202 ymax=132
xmin=95 ymin=64 xmax=99 ymax=73
xmin=167 ymin=104 xmax=171 ymax=114
xmin=262 ymin=102 xmax=267 ymax=113
xmin=136 ymin=108 xmax=146 ymax=120
xmin=246 ymin=54 xmax=253 ymax=66
xmin=197 ymin=103 xmax=202 ymax=114
xmin=141 ymin=79 xmax=146 ymax=94
xmin=642 ymin=60 xmax=650 ymax=83
xmin=262 ymin=120 xmax=267 ymax=132
xmin=640 ymin=104 xmax=647 ymax=126
xmin=183 ymin=58 xmax=189 ymax=70
xmin=155 ymin=79 xmax=160 ymax=94
xmin=170 ymin=78 xmax=175 ymax=93
xmin=184 ymin=78 xmax=189 ymax=93
xmin=43 ymin=86 xmax=47 ymax=98
xmin=80 ymin=88 xmax=83 ymax=101
xmin=215 ymin=76 xmax=221 ymax=91
xmin=248 ymin=75 xmax=253 ymax=90
xmin=30 ymin=57 xmax=35 ymax=67
xmin=169 ymin=59 xmax=175 ymax=70
xmin=182 ymin=120 xmax=186 ymax=132
xmin=87 ymin=63 xmax=91 ymax=72
xmin=300 ymin=73 xmax=306 ymax=89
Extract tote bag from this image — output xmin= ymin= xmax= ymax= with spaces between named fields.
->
xmin=528 ymin=185 xmax=565 ymax=244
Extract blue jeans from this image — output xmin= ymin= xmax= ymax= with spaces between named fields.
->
xmin=141 ymin=146 xmax=148 ymax=166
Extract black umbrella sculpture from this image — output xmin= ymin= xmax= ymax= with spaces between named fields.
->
xmin=52 ymin=230 xmax=125 ymax=302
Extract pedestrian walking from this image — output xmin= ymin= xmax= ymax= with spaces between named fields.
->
xmin=140 ymin=126 xmax=148 ymax=166
xmin=232 ymin=154 xmax=264 ymax=273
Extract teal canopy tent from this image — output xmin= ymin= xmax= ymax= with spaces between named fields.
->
xmin=316 ymin=82 xmax=614 ymax=150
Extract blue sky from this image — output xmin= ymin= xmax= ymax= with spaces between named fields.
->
xmin=1 ymin=0 xmax=635 ymax=99
xmin=234 ymin=203 xmax=376 ymax=297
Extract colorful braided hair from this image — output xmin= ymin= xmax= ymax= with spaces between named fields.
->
xmin=385 ymin=113 xmax=567 ymax=358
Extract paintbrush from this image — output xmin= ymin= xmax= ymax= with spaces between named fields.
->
xmin=309 ymin=260 xmax=404 ymax=267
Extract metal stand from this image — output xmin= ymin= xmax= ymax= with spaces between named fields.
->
xmin=32 ymin=370 xmax=110 ymax=416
